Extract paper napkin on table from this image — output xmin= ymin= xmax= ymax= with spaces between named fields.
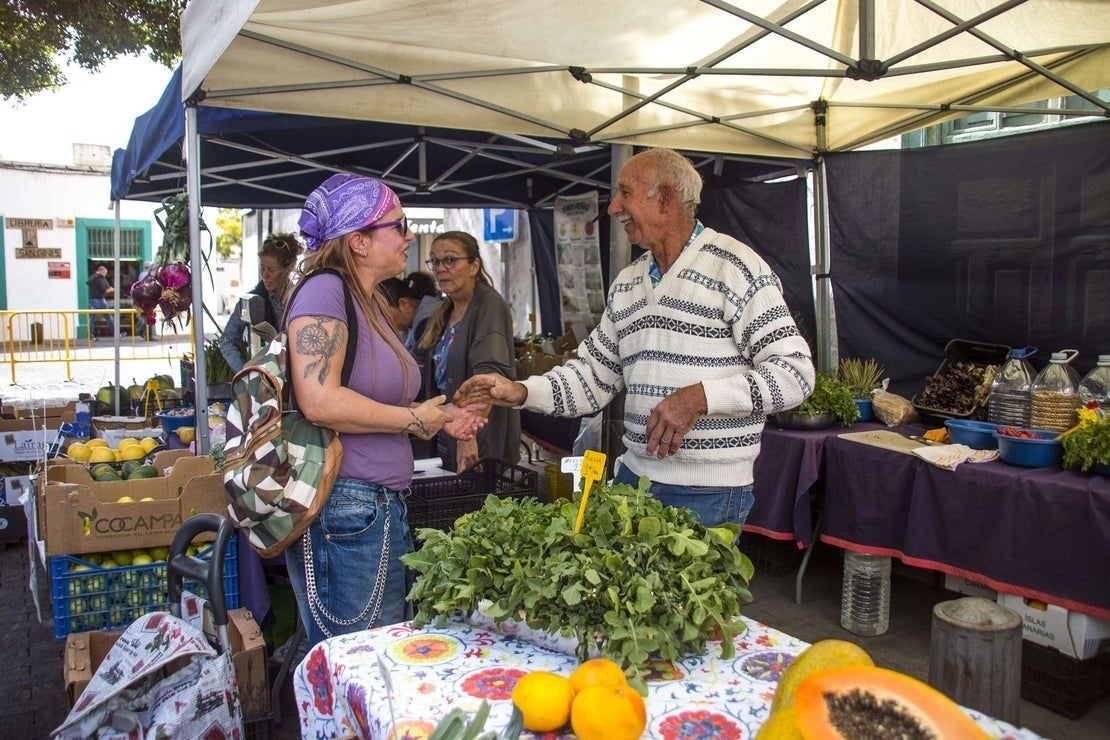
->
xmin=912 ymin=443 xmax=999 ymax=470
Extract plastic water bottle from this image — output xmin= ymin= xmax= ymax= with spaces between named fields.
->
xmin=1078 ymin=355 xmax=1110 ymax=410
xmin=840 ymin=552 xmax=891 ymax=636
xmin=1030 ymin=350 xmax=1081 ymax=432
xmin=988 ymin=346 xmax=1037 ymax=428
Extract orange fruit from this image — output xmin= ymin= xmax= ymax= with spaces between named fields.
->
xmin=571 ymin=683 xmax=647 ymax=740
xmin=511 ymin=670 xmax=575 ymax=733
xmin=570 ymin=657 xmax=628 ymax=693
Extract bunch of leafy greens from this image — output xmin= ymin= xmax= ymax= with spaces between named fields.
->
xmin=1061 ymin=416 xmax=1110 ymax=472
xmin=402 ymin=480 xmax=754 ymax=690
xmin=794 ymin=373 xmax=860 ymax=425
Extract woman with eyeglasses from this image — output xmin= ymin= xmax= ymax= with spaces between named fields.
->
xmin=418 ymin=231 xmax=521 ymax=472
xmin=218 ymin=233 xmax=303 ymax=373
xmin=287 ymin=174 xmax=485 ymax=646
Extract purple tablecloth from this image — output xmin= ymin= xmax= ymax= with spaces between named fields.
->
xmin=748 ymin=424 xmax=860 ymax=545
xmin=820 ymin=431 xmax=1110 ymax=619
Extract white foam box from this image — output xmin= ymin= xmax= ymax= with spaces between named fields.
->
xmin=944 ymin=574 xmax=998 ymax=601
xmin=0 ymin=419 xmax=63 ymax=462
xmin=998 ymin=593 xmax=1110 ymax=659
xmin=2 ymin=474 xmax=34 ymax=505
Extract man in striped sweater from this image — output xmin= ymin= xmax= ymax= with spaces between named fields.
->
xmin=455 ymin=148 xmax=814 ymax=529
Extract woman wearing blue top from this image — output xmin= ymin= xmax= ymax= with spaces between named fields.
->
xmin=418 ymin=231 xmax=520 ymax=471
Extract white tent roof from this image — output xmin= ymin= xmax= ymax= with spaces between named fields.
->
xmin=182 ymin=0 xmax=1110 ymax=158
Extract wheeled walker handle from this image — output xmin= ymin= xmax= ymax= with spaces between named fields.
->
xmin=167 ymin=513 xmax=235 ymax=627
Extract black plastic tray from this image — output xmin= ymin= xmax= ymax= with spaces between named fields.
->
xmin=912 ymin=339 xmax=1010 ymax=425
xmin=408 ymin=459 xmax=539 ymax=541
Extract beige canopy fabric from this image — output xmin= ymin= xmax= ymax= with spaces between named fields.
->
xmin=175 ymin=0 xmax=1110 ymax=450
xmin=181 ymin=0 xmax=1110 ymax=158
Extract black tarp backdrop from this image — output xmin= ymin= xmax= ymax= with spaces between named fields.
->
xmin=701 ymin=176 xmax=815 ymax=347
xmin=532 ymin=169 xmax=811 ymax=340
xmin=828 ymin=122 xmax=1110 ymax=398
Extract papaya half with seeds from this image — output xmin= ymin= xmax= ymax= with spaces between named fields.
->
xmin=794 ymin=665 xmax=989 ymax=740
xmin=770 ymin=639 xmax=874 ymax=713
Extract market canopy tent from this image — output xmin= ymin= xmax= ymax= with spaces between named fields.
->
xmin=181 ymin=0 xmax=1110 ymax=158
xmin=112 ymin=69 xmax=801 ymax=210
xmin=176 ymin=0 xmax=1110 ymax=374
xmin=111 ymin=64 xmax=809 ymax=344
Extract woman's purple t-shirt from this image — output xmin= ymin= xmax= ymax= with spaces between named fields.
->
xmin=287 ymin=272 xmax=419 ymax=490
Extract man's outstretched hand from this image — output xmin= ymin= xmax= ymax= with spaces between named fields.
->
xmin=453 ymin=373 xmax=527 ymax=408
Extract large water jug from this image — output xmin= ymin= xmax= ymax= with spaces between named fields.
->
xmin=988 ymin=346 xmax=1037 ymax=428
xmin=1078 ymin=355 xmax=1110 ymax=411
xmin=1030 ymin=349 xmax=1081 ymax=432
xmin=840 ymin=552 xmax=891 ymax=636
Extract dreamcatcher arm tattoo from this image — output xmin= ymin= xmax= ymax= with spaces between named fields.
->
xmin=296 ymin=315 xmax=348 ymax=385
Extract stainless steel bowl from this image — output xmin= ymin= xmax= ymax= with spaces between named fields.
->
xmin=769 ymin=411 xmax=838 ymax=430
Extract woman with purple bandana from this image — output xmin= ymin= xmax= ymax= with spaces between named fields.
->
xmin=286 ymin=172 xmax=483 ymax=647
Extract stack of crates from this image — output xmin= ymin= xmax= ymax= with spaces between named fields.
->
xmin=50 ymin=540 xmax=239 ymax=639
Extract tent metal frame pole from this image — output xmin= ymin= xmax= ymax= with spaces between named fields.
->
xmin=186 ymin=102 xmax=211 ymax=454
xmin=813 ymin=158 xmax=834 ymax=375
xmin=112 ymin=201 xmax=122 ymax=413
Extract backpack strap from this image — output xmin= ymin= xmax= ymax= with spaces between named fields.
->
xmin=281 ymin=268 xmax=359 ymax=401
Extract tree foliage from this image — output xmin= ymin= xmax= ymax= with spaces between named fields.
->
xmin=215 ymin=208 xmax=243 ymax=260
xmin=0 ymin=1 xmax=184 ymax=100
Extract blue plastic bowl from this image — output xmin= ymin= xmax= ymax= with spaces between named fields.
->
xmin=945 ymin=419 xmax=999 ymax=450
xmin=156 ymin=409 xmax=195 ymax=435
xmin=992 ymin=428 xmax=1062 ymax=468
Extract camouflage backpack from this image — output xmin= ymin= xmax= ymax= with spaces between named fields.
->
xmin=220 ymin=269 xmax=356 ymax=557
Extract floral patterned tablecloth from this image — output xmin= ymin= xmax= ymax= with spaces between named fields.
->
xmin=293 ymin=616 xmax=1041 ymax=739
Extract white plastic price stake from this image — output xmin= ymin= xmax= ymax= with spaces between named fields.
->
xmin=573 ymin=449 xmax=607 ymax=533
xmin=560 ymin=456 xmax=583 ymax=492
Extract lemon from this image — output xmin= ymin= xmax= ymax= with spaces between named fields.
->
xmin=88 ymin=447 xmax=117 ymax=464
xmin=118 ymin=437 xmax=141 ymax=449
xmin=116 ymin=496 xmax=135 ymax=504
xmin=119 ymin=445 xmax=146 ymax=462
xmin=86 ymin=438 xmax=109 ymax=449
xmin=139 ymin=437 xmax=158 ymax=453
xmin=511 ymin=671 xmax=576 ymax=733
xmin=177 ymin=427 xmax=196 ymax=444
xmin=67 ymin=442 xmax=92 ymax=463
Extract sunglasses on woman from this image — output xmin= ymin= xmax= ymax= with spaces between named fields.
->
xmin=365 ymin=215 xmax=410 ymax=236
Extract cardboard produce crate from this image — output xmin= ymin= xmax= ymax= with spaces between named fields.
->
xmin=63 ymin=607 xmax=269 ymax=718
xmin=36 ymin=449 xmax=227 ymax=556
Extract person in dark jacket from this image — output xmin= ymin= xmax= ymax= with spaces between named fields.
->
xmin=418 ymin=231 xmax=520 ymax=471
xmin=218 ymin=233 xmax=303 ymax=372
xmin=86 ymin=264 xmax=115 ymax=336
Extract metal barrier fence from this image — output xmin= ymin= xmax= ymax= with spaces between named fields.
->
xmin=1 ymin=309 xmax=195 ymax=384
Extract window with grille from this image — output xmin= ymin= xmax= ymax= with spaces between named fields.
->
xmin=87 ymin=227 xmax=142 ymax=260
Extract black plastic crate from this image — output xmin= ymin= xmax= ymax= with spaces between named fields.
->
xmin=1020 ymin=639 xmax=1110 ymax=719
xmin=912 ymin=339 xmax=1010 ymax=425
xmin=738 ymin=533 xmax=802 ymax=576
xmin=408 ymin=459 xmax=539 ymax=538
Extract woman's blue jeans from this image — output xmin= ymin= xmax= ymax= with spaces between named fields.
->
xmin=285 ymin=478 xmax=414 ymax=648
xmin=612 ymin=461 xmax=755 ymax=530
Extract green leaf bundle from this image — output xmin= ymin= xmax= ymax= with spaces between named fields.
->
xmin=1061 ymin=417 xmax=1110 ymax=472
xmin=402 ymin=481 xmax=754 ymax=689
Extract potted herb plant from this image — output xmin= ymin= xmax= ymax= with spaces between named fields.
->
xmin=772 ymin=373 xmax=861 ymax=429
xmin=1061 ymin=410 xmax=1110 ymax=475
xmin=838 ymin=357 xmax=886 ymax=422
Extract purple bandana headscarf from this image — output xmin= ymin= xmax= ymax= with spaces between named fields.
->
xmin=299 ymin=173 xmax=401 ymax=251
